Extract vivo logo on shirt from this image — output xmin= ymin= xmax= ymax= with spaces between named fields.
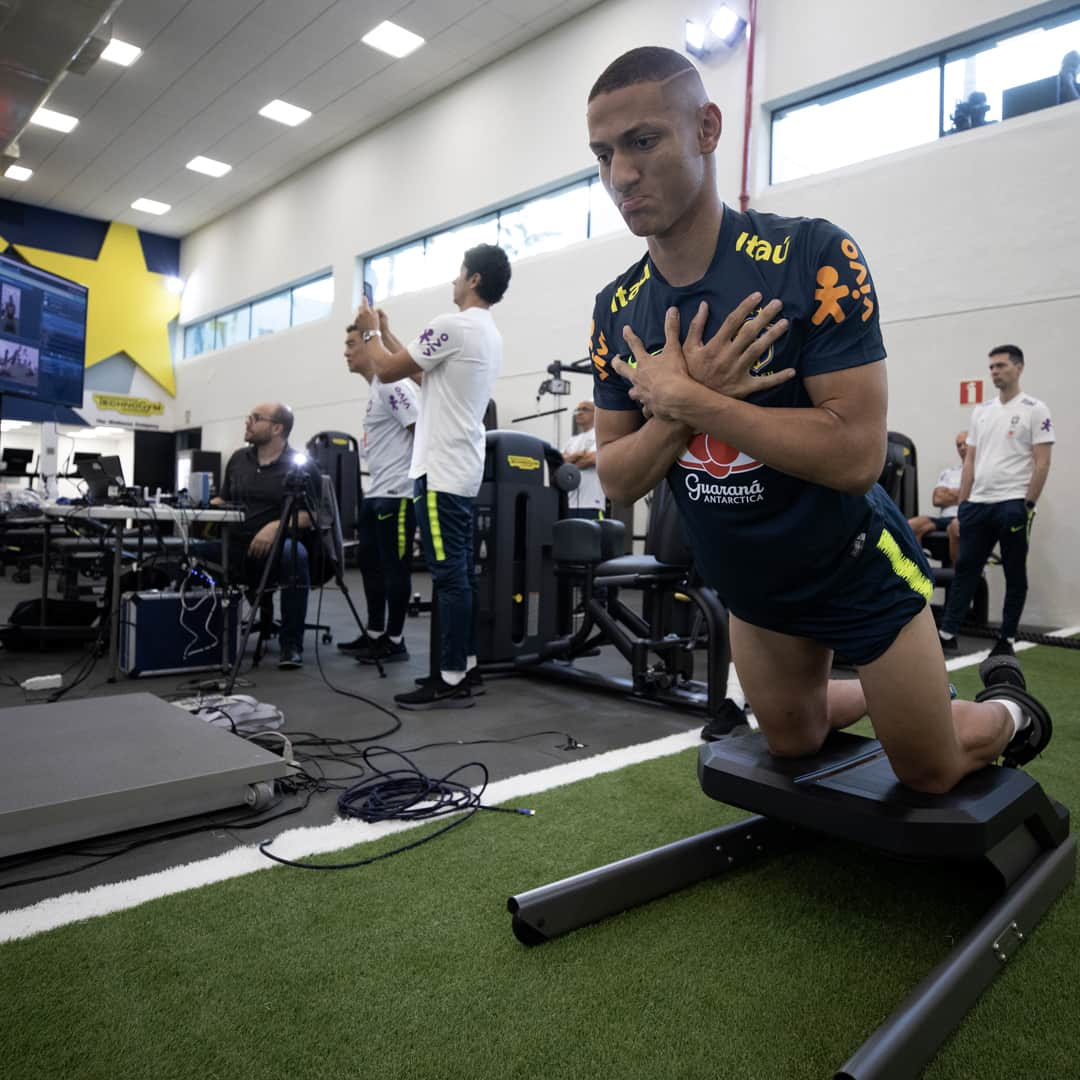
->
xmin=418 ymin=328 xmax=450 ymax=358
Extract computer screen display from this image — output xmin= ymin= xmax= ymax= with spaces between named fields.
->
xmin=1 ymin=446 xmax=34 ymax=474
xmin=0 ymin=251 xmax=88 ymax=407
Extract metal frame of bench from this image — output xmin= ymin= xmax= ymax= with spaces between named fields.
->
xmin=507 ymin=730 xmax=1074 ymax=1080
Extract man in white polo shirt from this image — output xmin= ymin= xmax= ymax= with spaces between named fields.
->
xmin=562 ymin=401 xmax=607 ymax=519
xmin=939 ymin=344 xmax=1054 ymax=655
xmin=339 ymin=319 xmax=419 ymax=663
xmin=354 ymin=243 xmax=512 ymax=708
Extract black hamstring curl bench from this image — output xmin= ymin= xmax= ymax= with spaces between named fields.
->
xmin=507 ymin=730 xmax=1074 ymax=1080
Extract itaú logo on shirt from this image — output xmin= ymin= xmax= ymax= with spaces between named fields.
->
xmin=677 ymin=433 xmax=763 ymax=480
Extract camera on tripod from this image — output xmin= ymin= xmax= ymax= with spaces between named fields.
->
xmin=538 ymin=360 xmax=572 ymax=398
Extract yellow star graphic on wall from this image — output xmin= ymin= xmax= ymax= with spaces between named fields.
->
xmin=1 ymin=222 xmax=179 ymax=395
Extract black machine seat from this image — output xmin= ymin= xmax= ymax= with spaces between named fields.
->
xmin=699 ymin=730 xmax=1069 ymax=863
xmin=594 ymin=554 xmax=689 ymax=584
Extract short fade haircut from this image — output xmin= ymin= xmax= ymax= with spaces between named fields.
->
xmin=272 ymin=404 xmax=295 ymax=438
xmin=588 ymin=46 xmax=700 ymax=101
xmin=989 ymin=344 xmax=1024 ymax=365
xmin=463 ymin=244 xmax=512 ymax=304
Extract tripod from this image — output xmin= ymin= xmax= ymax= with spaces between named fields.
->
xmin=223 ymin=470 xmax=382 ymax=693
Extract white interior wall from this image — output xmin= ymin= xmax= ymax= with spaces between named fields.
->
xmin=176 ymin=0 xmax=1079 ymax=626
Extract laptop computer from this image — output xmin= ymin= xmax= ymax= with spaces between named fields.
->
xmin=76 ymin=455 xmax=125 ymax=501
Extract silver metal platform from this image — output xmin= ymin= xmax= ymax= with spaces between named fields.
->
xmin=0 ymin=692 xmax=290 ymax=858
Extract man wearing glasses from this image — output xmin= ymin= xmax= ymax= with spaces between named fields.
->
xmin=562 ymin=401 xmax=607 ymax=520
xmin=216 ymin=402 xmax=322 ymax=669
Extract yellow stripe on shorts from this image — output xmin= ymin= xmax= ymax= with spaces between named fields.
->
xmin=397 ymin=498 xmax=407 ymax=560
xmin=876 ymin=527 xmax=933 ymax=602
xmin=426 ymin=489 xmax=446 ymax=562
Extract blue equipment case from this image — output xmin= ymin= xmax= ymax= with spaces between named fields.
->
xmin=120 ymin=589 xmax=240 ymax=677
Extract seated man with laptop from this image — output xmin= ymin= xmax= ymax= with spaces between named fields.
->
xmin=213 ymin=402 xmax=322 ymax=670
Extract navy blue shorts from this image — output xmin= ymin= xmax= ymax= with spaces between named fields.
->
xmin=734 ymin=485 xmax=933 ymax=666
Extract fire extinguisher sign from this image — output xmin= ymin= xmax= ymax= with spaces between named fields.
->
xmin=960 ymin=380 xmax=983 ymax=405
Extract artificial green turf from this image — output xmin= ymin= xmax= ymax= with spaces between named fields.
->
xmin=1 ymin=646 xmax=1077 ymax=1080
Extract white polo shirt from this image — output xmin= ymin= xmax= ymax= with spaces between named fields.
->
xmin=406 ymin=307 xmax=502 ymax=498
xmin=363 ymin=376 xmax=419 ymax=498
xmin=968 ymin=393 xmax=1055 ymax=503
xmin=563 ymin=428 xmax=606 ymax=511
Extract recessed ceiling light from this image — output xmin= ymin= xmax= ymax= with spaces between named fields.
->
xmin=186 ymin=155 xmax=232 ymax=178
xmin=101 ymin=38 xmax=142 ymax=66
xmin=131 ymin=198 xmax=171 ymax=215
xmin=4 ymin=164 xmax=33 ymax=182
xmin=30 ymin=107 xmax=79 ymax=133
xmin=258 ymin=99 xmax=311 ymax=126
xmin=165 ymin=276 xmax=185 ymax=295
xmin=361 ymin=20 xmax=425 ymax=59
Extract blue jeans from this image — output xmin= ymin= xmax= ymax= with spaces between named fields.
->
xmin=941 ymin=499 xmax=1030 ymax=639
xmin=414 ymin=476 xmax=476 ymax=674
xmin=198 ymin=536 xmax=311 ymax=652
xmin=268 ymin=538 xmax=311 ymax=651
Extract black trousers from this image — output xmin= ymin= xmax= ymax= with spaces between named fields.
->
xmin=941 ymin=498 xmax=1031 ymax=639
xmin=356 ymin=496 xmax=416 ymax=637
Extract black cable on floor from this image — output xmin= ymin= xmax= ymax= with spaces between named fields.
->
xmin=257 ymin=746 xmax=533 ymax=871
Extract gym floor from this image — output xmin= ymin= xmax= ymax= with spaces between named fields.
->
xmin=0 ymin=564 xmax=717 ymax=915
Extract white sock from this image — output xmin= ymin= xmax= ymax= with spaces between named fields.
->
xmin=388 ymin=634 xmax=402 ymax=644
xmin=999 ymin=699 xmax=1029 ymax=737
xmin=441 ymin=669 xmax=465 ymax=686
xmin=939 ymin=631 xmax=956 ymax=641
xmin=465 ymin=655 xmax=477 ymax=672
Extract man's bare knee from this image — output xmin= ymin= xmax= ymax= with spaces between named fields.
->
xmin=889 ymin=760 xmax=960 ymax=796
xmin=762 ymin=728 xmax=829 ymax=759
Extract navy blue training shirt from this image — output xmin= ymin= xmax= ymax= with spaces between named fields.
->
xmin=591 ymin=205 xmax=887 ymax=617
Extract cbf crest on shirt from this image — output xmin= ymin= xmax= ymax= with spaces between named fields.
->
xmin=590 ymin=205 xmax=888 ymax=615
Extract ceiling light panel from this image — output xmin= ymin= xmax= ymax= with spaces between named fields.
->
xmin=101 ymin=38 xmax=142 ymax=66
xmin=131 ymin=198 xmax=171 ymax=215
xmin=30 ymin=107 xmax=79 ymax=133
xmin=361 ymin=21 xmax=425 ymax=59
xmin=4 ymin=165 xmax=33 ymax=181
xmin=186 ymin=156 xmax=232 ymax=178
xmin=258 ymin=99 xmax=312 ymax=126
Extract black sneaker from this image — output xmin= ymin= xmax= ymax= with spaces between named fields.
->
xmin=978 ymin=653 xmax=1026 ymax=690
xmin=338 ymin=634 xmax=378 ymax=654
xmin=939 ymin=633 xmax=960 ymax=654
xmin=988 ymin=637 xmax=1015 ymax=658
xmin=975 ymin=683 xmax=1052 ymax=768
xmin=394 ymin=675 xmax=474 ymax=710
xmin=414 ymin=668 xmax=485 ymax=695
xmin=356 ymin=635 xmax=409 ymax=665
xmin=277 ymin=646 xmax=303 ymax=670
xmin=700 ymin=698 xmax=751 ymax=742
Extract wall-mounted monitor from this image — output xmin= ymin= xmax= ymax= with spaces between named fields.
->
xmin=0 ymin=251 xmax=88 ymax=407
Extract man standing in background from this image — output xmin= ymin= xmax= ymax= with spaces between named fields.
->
xmin=939 ymin=345 xmax=1054 ymax=655
xmin=339 ymin=319 xmax=419 ymax=664
xmin=353 ymin=244 xmax=512 ymax=708
xmin=562 ymin=401 xmax=607 ymax=519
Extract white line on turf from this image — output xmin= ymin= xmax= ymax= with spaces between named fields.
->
xmin=0 ymin=729 xmax=704 ymax=944
xmin=3 ymin=626 xmax=1074 ymax=944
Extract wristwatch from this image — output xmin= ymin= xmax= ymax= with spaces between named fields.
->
xmin=1025 ymin=500 xmax=1036 ymax=511
xmin=362 ymin=329 xmax=381 ymax=343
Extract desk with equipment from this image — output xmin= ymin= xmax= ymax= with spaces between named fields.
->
xmin=39 ymin=503 xmax=246 ymax=680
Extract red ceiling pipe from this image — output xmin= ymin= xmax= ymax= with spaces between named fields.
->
xmin=739 ymin=0 xmax=758 ymax=212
